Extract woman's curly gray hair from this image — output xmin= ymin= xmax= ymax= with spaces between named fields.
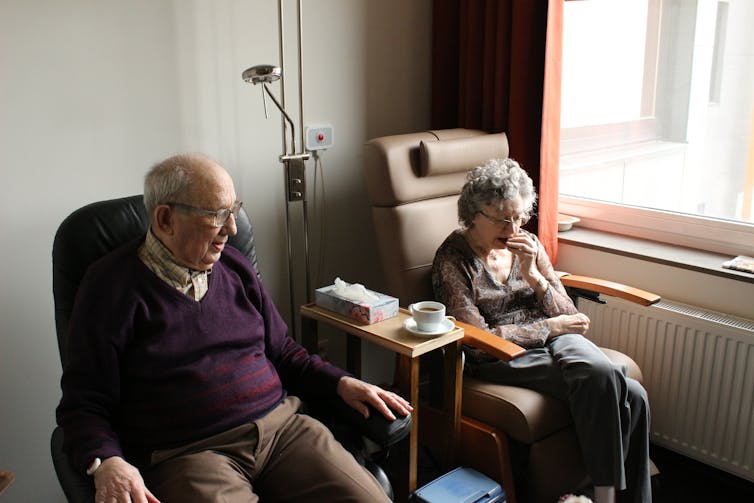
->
xmin=458 ymin=158 xmax=537 ymax=227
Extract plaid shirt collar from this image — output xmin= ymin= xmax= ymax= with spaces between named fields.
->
xmin=137 ymin=230 xmax=211 ymax=301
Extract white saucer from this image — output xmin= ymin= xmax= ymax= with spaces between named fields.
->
xmin=403 ymin=317 xmax=455 ymax=338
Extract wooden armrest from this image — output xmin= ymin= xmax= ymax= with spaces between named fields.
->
xmin=454 ymin=320 xmax=527 ymax=362
xmin=560 ymin=274 xmax=661 ymax=307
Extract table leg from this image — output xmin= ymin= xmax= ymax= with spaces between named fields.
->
xmin=442 ymin=340 xmax=462 ymax=468
xmin=346 ymin=334 xmax=362 ymax=378
xmin=395 ymin=354 xmax=420 ymax=501
xmin=301 ymin=315 xmax=319 ymax=355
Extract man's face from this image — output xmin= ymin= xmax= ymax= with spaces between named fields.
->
xmin=164 ymin=164 xmax=238 ymax=271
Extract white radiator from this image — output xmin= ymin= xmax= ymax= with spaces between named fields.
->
xmin=579 ymin=296 xmax=754 ymax=482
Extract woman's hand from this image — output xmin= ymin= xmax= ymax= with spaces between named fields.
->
xmin=505 ymin=232 xmax=541 ymax=284
xmin=546 ymin=313 xmax=591 ymax=339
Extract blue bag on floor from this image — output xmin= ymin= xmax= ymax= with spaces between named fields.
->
xmin=410 ymin=467 xmax=506 ymax=503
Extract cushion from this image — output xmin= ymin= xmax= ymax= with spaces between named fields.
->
xmin=462 ymin=376 xmax=572 ymax=444
xmin=461 ymin=347 xmax=644 ymax=444
xmin=419 ymin=132 xmax=509 ymax=177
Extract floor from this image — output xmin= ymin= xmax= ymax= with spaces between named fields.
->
xmin=649 ymin=445 xmax=754 ymax=503
xmin=388 ymin=443 xmax=754 ymax=502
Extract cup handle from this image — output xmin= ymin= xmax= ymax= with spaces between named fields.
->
xmin=408 ymin=303 xmax=415 ymax=316
xmin=446 ymin=315 xmax=456 ymax=322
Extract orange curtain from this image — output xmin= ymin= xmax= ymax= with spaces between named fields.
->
xmin=431 ymin=0 xmax=563 ymax=262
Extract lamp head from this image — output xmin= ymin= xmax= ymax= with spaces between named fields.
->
xmin=242 ymin=64 xmax=282 ymax=85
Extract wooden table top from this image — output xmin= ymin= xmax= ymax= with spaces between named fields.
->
xmin=300 ymin=304 xmax=464 ymax=358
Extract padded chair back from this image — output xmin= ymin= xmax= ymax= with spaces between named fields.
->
xmin=51 ymin=195 xmax=258 ymax=503
xmin=364 ymin=131 xmax=653 ymax=503
xmin=51 ymin=195 xmax=403 ymax=503
xmin=363 ymin=129 xmax=508 ymax=304
xmin=52 ymin=195 xmax=258 ymax=368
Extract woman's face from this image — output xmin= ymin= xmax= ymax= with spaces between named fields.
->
xmin=471 ymin=196 xmax=526 ymax=250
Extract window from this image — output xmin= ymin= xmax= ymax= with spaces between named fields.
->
xmin=559 ymin=0 xmax=754 ymax=256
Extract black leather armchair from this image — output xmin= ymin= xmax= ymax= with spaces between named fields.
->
xmin=51 ymin=195 xmax=410 ymax=502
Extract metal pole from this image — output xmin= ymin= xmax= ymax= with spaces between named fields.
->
xmin=297 ymin=0 xmax=312 ymax=303
xmin=278 ymin=0 xmax=298 ymax=341
xmin=277 ymin=0 xmax=288 ymax=154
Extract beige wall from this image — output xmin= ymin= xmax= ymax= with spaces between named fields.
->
xmin=0 ymin=1 xmax=431 ymax=500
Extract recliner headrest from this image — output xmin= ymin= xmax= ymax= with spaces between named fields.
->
xmin=52 ymin=195 xmax=258 ymax=367
xmin=363 ymin=129 xmax=508 ymax=207
xmin=419 ymin=132 xmax=509 ymax=177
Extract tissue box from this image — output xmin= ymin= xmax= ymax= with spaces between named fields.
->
xmin=315 ymin=285 xmax=399 ymax=324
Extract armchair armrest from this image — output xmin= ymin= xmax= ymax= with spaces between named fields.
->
xmin=330 ymin=399 xmax=412 ymax=448
xmin=307 ymin=398 xmax=412 ymax=449
xmin=451 ymin=276 xmax=659 ymax=363
xmin=560 ymin=274 xmax=660 ymax=307
xmin=313 ymin=398 xmax=409 ymax=501
xmin=51 ymin=426 xmax=94 ymax=503
xmin=454 ymin=320 xmax=527 ymax=362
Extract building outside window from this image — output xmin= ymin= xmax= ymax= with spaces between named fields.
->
xmin=559 ymin=0 xmax=754 ymax=256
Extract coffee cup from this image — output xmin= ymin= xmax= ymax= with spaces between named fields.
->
xmin=408 ymin=301 xmax=446 ymax=332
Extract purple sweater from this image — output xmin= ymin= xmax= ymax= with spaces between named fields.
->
xmin=57 ymin=239 xmax=346 ymax=472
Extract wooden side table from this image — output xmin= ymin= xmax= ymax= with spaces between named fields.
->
xmin=300 ymin=304 xmax=464 ymax=501
xmin=0 ymin=470 xmax=15 ymax=496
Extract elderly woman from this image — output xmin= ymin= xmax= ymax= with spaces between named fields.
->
xmin=431 ymin=158 xmax=651 ymax=503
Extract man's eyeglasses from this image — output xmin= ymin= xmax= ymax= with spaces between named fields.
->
xmin=479 ymin=210 xmax=531 ymax=227
xmin=168 ymin=201 xmax=243 ymax=227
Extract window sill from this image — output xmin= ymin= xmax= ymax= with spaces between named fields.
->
xmin=558 ymin=228 xmax=754 ymax=285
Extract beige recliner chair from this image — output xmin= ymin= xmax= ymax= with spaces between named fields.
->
xmin=364 ymin=128 xmax=659 ymax=503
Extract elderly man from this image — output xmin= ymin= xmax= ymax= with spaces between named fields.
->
xmin=57 ymin=153 xmax=412 ymax=503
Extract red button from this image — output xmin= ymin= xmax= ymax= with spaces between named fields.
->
xmin=317 ymin=134 xmax=325 ymax=142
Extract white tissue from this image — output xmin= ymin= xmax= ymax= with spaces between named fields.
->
xmin=332 ymin=277 xmax=379 ymax=303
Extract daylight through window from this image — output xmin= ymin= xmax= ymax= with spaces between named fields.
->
xmin=560 ymin=0 xmax=754 ymax=250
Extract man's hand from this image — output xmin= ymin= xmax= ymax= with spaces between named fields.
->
xmin=93 ymin=456 xmax=160 ymax=503
xmin=546 ymin=313 xmax=591 ymax=339
xmin=336 ymin=376 xmax=413 ymax=421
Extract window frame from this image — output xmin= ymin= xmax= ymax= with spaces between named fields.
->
xmin=559 ymin=0 xmax=754 ymax=258
xmin=558 ymin=196 xmax=754 ymax=257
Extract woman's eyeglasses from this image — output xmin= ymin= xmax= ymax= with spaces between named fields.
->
xmin=478 ymin=210 xmax=532 ymax=227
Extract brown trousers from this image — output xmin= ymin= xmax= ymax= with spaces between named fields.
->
xmin=143 ymin=396 xmax=390 ymax=502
